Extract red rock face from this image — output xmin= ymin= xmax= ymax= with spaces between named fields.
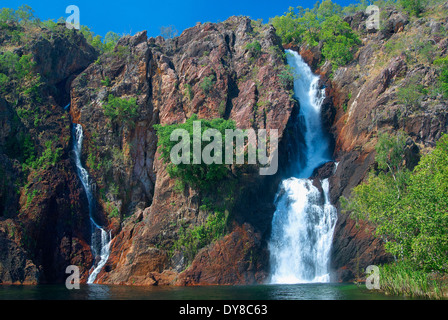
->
xmin=69 ymin=17 xmax=297 ymax=285
xmin=0 ymin=24 xmax=98 ymax=284
xmin=177 ymin=224 xmax=267 ymax=285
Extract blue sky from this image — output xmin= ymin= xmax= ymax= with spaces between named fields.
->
xmin=2 ymin=0 xmax=355 ymax=38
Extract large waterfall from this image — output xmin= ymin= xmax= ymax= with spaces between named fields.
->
xmin=73 ymin=123 xmax=111 ymax=284
xmin=268 ymin=50 xmax=337 ymax=284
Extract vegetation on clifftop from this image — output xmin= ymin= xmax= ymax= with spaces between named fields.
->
xmin=270 ymin=0 xmax=361 ymax=69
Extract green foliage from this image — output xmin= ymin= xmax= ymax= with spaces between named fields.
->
xmin=23 ymin=140 xmax=62 ymax=171
xmin=269 ymin=0 xmax=360 ymax=70
xmin=200 ymin=74 xmax=216 ymax=94
xmin=379 ymin=260 xmax=447 ymax=299
xmin=375 ymin=131 xmax=408 ymax=173
xmin=5 ymin=132 xmax=36 ymax=167
xmin=0 ymin=8 xmax=17 ymax=24
xmin=269 ymin=8 xmax=304 ymax=44
xmin=105 ymin=201 xmax=120 ymax=218
xmin=278 ymin=66 xmax=295 ymax=88
xmin=172 ymin=210 xmax=229 ymax=263
xmin=218 ymin=101 xmax=226 ymax=117
xmin=80 ymin=27 xmax=120 ymax=53
xmin=0 ymin=73 xmax=9 ymax=94
xmin=319 ymin=15 xmax=361 ymax=69
xmin=41 ymin=19 xmax=57 ymax=31
xmin=80 ymin=26 xmax=104 ymax=52
xmin=154 ymin=114 xmax=236 ymax=191
xmin=0 ymin=51 xmax=42 ymax=110
xmin=0 ymin=52 xmax=34 ymax=83
xmin=397 ymin=75 xmax=425 ymax=109
xmin=184 ymin=83 xmax=194 ymax=101
xmin=104 ymin=31 xmax=120 ymax=52
xmin=342 ymin=133 xmax=448 ymax=273
xmin=101 ymin=76 xmax=111 ymax=87
xmin=102 ymin=94 xmax=139 ymax=126
xmin=399 ymin=0 xmax=423 ymax=16
xmin=434 ymin=55 xmax=448 ymax=98
xmin=245 ymin=40 xmax=262 ymax=58
xmin=0 ymin=5 xmax=36 ymax=25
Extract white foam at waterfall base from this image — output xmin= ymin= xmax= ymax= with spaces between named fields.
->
xmin=268 ymin=50 xmax=338 ymax=284
xmin=87 ymin=228 xmax=112 ymax=284
xmin=73 ymin=123 xmax=111 ymax=284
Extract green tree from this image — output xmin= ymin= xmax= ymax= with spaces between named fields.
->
xmin=160 ymin=25 xmax=178 ymax=39
xmin=434 ymin=55 xmax=448 ymax=98
xmin=245 ymin=40 xmax=262 ymax=58
xmin=0 ymin=8 xmax=17 ymax=24
xmin=342 ymin=133 xmax=448 ymax=272
xmin=396 ymin=75 xmax=425 ymax=122
xmin=270 ymin=7 xmax=303 ymax=44
xmin=269 ymin=1 xmax=360 ymax=69
xmin=298 ymin=10 xmax=320 ymax=46
xmin=15 ymin=5 xmax=35 ymax=24
xmin=316 ymin=0 xmax=342 ymax=21
xmin=319 ymin=15 xmax=361 ymax=69
xmin=103 ymin=31 xmax=120 ymax=52
xmin=102 ymin=94 xmax=139 ymax=127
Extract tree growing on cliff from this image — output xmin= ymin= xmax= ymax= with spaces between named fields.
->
xmin=319 ymin=15 xmax=361 ymax=69
xmin=154 ymin=114 xmax=236 ymax=191
xmin=269 ymin=0 xmax=360 ymax=70
xmin=160 ymin=25 xmax=178 ymax=39
xmin=342 ymin=133 xmax=448 ymax=273
xmin=102 ymin=94 xmax=139 ymax=128
xmin=399 ymin=0 xmax=423 ymax=16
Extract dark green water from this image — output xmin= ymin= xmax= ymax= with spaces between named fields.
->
xmin=0 ymin=283 xmax=409 ymax=300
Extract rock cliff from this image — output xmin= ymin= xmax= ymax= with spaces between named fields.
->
xmin=0 ymin=23 xmax=98 ymax=283
xmin=69 ymin=17 xmax=296 ymax=285
xmin=2 ymin=4 xmax=447 ymax=286
xmin=295 ymin=6 xmax=448 ymax=281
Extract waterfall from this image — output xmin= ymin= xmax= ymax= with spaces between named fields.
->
xmin=268 ymin=50 xmax=337 ymax=284
xmin=73 ymin=123 xmax=111 ymax=284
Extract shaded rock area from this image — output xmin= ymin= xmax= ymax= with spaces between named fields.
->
xmin=0 ymin=24 xmax=98 ymax=284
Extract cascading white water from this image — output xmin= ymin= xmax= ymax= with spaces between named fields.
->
xmin=73 ymin=123 xmax=111 ymax=284
xmin=268 ymin=50 xmax=337 ymax=284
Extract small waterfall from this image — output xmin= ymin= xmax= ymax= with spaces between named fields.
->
xmin=268 ymin=50 xmax=337 ymax=284
xmin=73 ymin=123 xmax=111 ymax=284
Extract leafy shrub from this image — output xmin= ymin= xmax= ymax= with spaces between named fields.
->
xmin=245 ymin=40 xmax=262 ymax=58
xmin=269 ymin=1 xmax=360 ymax=70
xmin=200 ymin=75 xmax=216 ymax=94
xmin=319 ymin=15 xmax=361 ymax=69
xmin=184 ymin=83 xmax=194 ymax=100
xmin=172 ymin=210 xmax=229 ymax=263
xmin=101 ymin=76 xmax=111 ymax=87
xmin=434 ymin=55 xmax=448 ymax=98
xmin=154 ymin=114 xmax=236 ymax=191
xmin=102 ymin=94 xmax=139 ymax=126
xmin=342 ymin=133 xmax=448 ymax=273
xmin=23 ymin=140 xmax=62 ymax=171
xmin=397 ymin=79 xmax=425 ymax=108
xmin=399 ymin=0 xmax=424 ymax=16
